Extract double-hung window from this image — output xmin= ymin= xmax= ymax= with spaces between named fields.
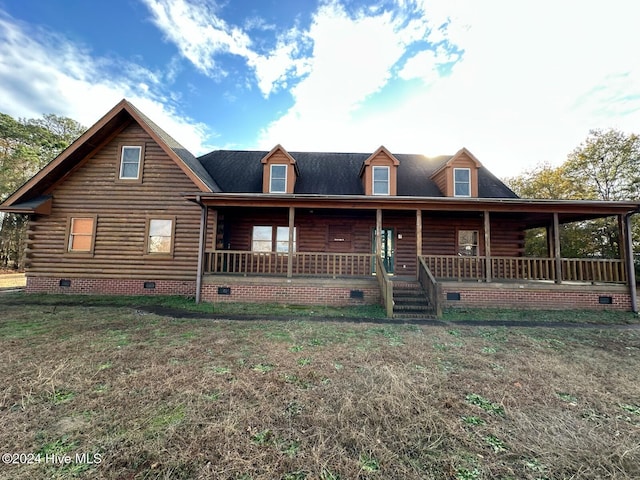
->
xmin=146 ymin=218 xmax=175 ymax=255
xmin=270 ymin=165 xmax=287 ymax=193
xmin=454 ymin=168 xmax=471 ymax=197
xmin=458 ymin=230 xmax=478 ymax=256
xmin=67 ymin=217 xmax=96 ymax=253
xmin=372 ymin=166 xmax=390 ymax=195
xmin=119 ymin=146 xmax=143 ymax=180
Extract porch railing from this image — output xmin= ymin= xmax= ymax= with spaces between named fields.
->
xmin=204 ymin=250 xmax=374 ymax=277
xmin=376 ymin=254 xmax=394 ymax=317
xmin=421 ymin=255 xmax=627 ymax=284
xmin=418 ymin=256 xmax=442 ymax=317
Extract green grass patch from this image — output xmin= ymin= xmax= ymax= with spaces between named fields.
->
xmin=465 ymin=393 xmax=506 ymax=416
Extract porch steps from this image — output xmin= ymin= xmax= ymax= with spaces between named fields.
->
xmin=392 ymin=281 xmax=435 ymax=319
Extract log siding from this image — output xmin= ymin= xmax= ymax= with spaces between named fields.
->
xmin=210 ymin=208 xmax=523 ymax=277
xmin=25 ymin=123 xmax=201 ymax=281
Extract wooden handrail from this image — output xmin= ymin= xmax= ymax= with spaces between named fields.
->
xmin=420 ymin=255 xmax=626 ymax=284
xmin=418 ymin=256 xmax=442 ymax=318
xmin=375 ymin=255 xmax=393 ymax=318
xmin=204 ymin=250 xmax=375 ymax=277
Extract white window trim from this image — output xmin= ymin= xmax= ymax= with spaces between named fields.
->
xmin=119 ymin=145 xmax=142 ymax=180
xmin=372 ymin=166 xmax=390 ymax=196
xmin=270 ymin=164 xmax=288 ymax=193
xmin=453 ymin=167 xmax=471 ymax=197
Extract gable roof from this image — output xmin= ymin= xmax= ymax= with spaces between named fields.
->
xmin=0 ymin=99 xmax=219 ymax=212
xmin=198 ymin=150 xmax=519 ymax=198
xmin=430 ymin=147 xmax=483 ymax=178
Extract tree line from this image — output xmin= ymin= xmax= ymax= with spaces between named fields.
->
xmin=505 ymin=129 xmax=640 ymax=258
xmin=0 ymin=113 xmax=85 ymax=269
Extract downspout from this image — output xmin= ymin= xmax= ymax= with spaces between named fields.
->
xmin=195 ymin=196 xmax=207 ymax=304
xmin=624 ymin=212 xmax=638 ymax=313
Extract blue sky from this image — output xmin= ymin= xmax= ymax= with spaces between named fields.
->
xmin=0 ymin=0 xmax=639 ymax=177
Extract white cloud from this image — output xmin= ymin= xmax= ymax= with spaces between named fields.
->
xmin=141 ymin=0 xmax=306 ymax=97
xmin=258 ymin=0 xmax=640 ymax=177
xmin=257 ymin=1 xmax=438 ymax=151
xmin=0 ymin=12 xmax=212 ymax=155
xmin=141 ymin=0 xmax=252 ymax=78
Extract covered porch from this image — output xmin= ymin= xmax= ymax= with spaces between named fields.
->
xmin=186 ymin=193 xmax=640 ymax=315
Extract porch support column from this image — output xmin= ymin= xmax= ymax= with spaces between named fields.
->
xmin=416 ymin=209 xmax=422 ymax=258
xmin=546 ymin=225 xmax=553 ymax=258
xmin=211 ymin=209 xmax=218 ymax=250
xmin=195 ymin=200 xmax=208 ymax=304
xmin=618 ymin=214 xmax=627 ymax=263
xmin=287 ymin=206 xmax=295 ymax=278
xmin=376 ymin=208 xmax=383 ymax=262
xmin=553 ymin=212 xmax=562 ymax=284
xmin=623 ymin=213 xmax=637 ymax=313
xmin=484 ymin=211 xmax=492 ymax=283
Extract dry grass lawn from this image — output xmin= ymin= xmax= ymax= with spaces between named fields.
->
xmin=0 ymin=273 xmax=26 ymax=289
xmin=0 ymin=296 xmax=639 ymax=479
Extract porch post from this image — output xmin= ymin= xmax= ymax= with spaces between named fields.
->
xmin=376 ymin=208 xmax=383 ymax=259
xmin=195 ymin=201 xmax=208 ymax=304
xmin=416 ymin=209 xmax=422 ymax=257
xmin=618 ymin=214 xmax=627 ymax=263
xmin=546 ymin=225 xmax=553 ymax=258
xmin=553 ymin=212 xmax=562 ymax=284
xmin=623 ymin=214 xmax=637 ymax=313
xmin=287 ymin=206 xmax=295 ymax=278
xmin=211 ymin=209 xmax=218 ymax=250
xmin=484 ymin=211 xmax=492 ymax=283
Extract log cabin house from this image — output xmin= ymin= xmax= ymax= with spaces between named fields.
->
xmin=2 ymin=99 xmax=639 ymax=318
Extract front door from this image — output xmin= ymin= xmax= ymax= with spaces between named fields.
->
xmin=372 ymin=228 xmax=395 ymax=274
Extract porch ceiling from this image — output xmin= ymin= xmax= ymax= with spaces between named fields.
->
xmin=184 ymin=192 xmax=640 ymax=226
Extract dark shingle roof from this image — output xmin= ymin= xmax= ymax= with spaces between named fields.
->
xmin=128 ymin=103 xmax=221 ymax=192
xmin=197 ymin=150 xmax=518 ymax=198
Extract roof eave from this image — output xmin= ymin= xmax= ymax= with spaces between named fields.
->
xmin=182 ymin=191 xmax=640 ymax=215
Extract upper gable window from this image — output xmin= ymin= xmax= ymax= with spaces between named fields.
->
xmin=454 ymin=168 xmax=471 ymax=197
xmin=372 ymin=166 xmax=390 ymax=195
xmin=119 ymin=145 xmax=143 ymax=181
xmin=270 ymin=165 xmax=287 ymax=193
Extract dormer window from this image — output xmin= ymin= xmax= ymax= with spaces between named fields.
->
xmin=270 ymin=165 xmax=287 ymax=193
xmin=372 ymin=166 xmax=390 ymax=195
xmin=360 ymin=147 xmax=399 ymax=196
xmin=454 ymin=168 xmax=471 ymax=197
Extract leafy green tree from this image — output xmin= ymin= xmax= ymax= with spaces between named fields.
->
xmin=565 ymin=129 xmax=640 ymax=201
xmin=506 ymin=129 xmax=640 ymax=259
xmin=0 ymin=112 xmax=85 ymax=269
xmin=505 ymin=162 xmax=588 ymax=200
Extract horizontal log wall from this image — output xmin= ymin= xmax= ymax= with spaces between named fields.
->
xmin=26 ymin=122 xmax=202 ymax=281
xmin=218 ymin=209 xmax=419 ymax=274
xmin=216 ymin=209 xmax=525 ymax=277
xmin=423 ymin=213 xmax=524 ymax=257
